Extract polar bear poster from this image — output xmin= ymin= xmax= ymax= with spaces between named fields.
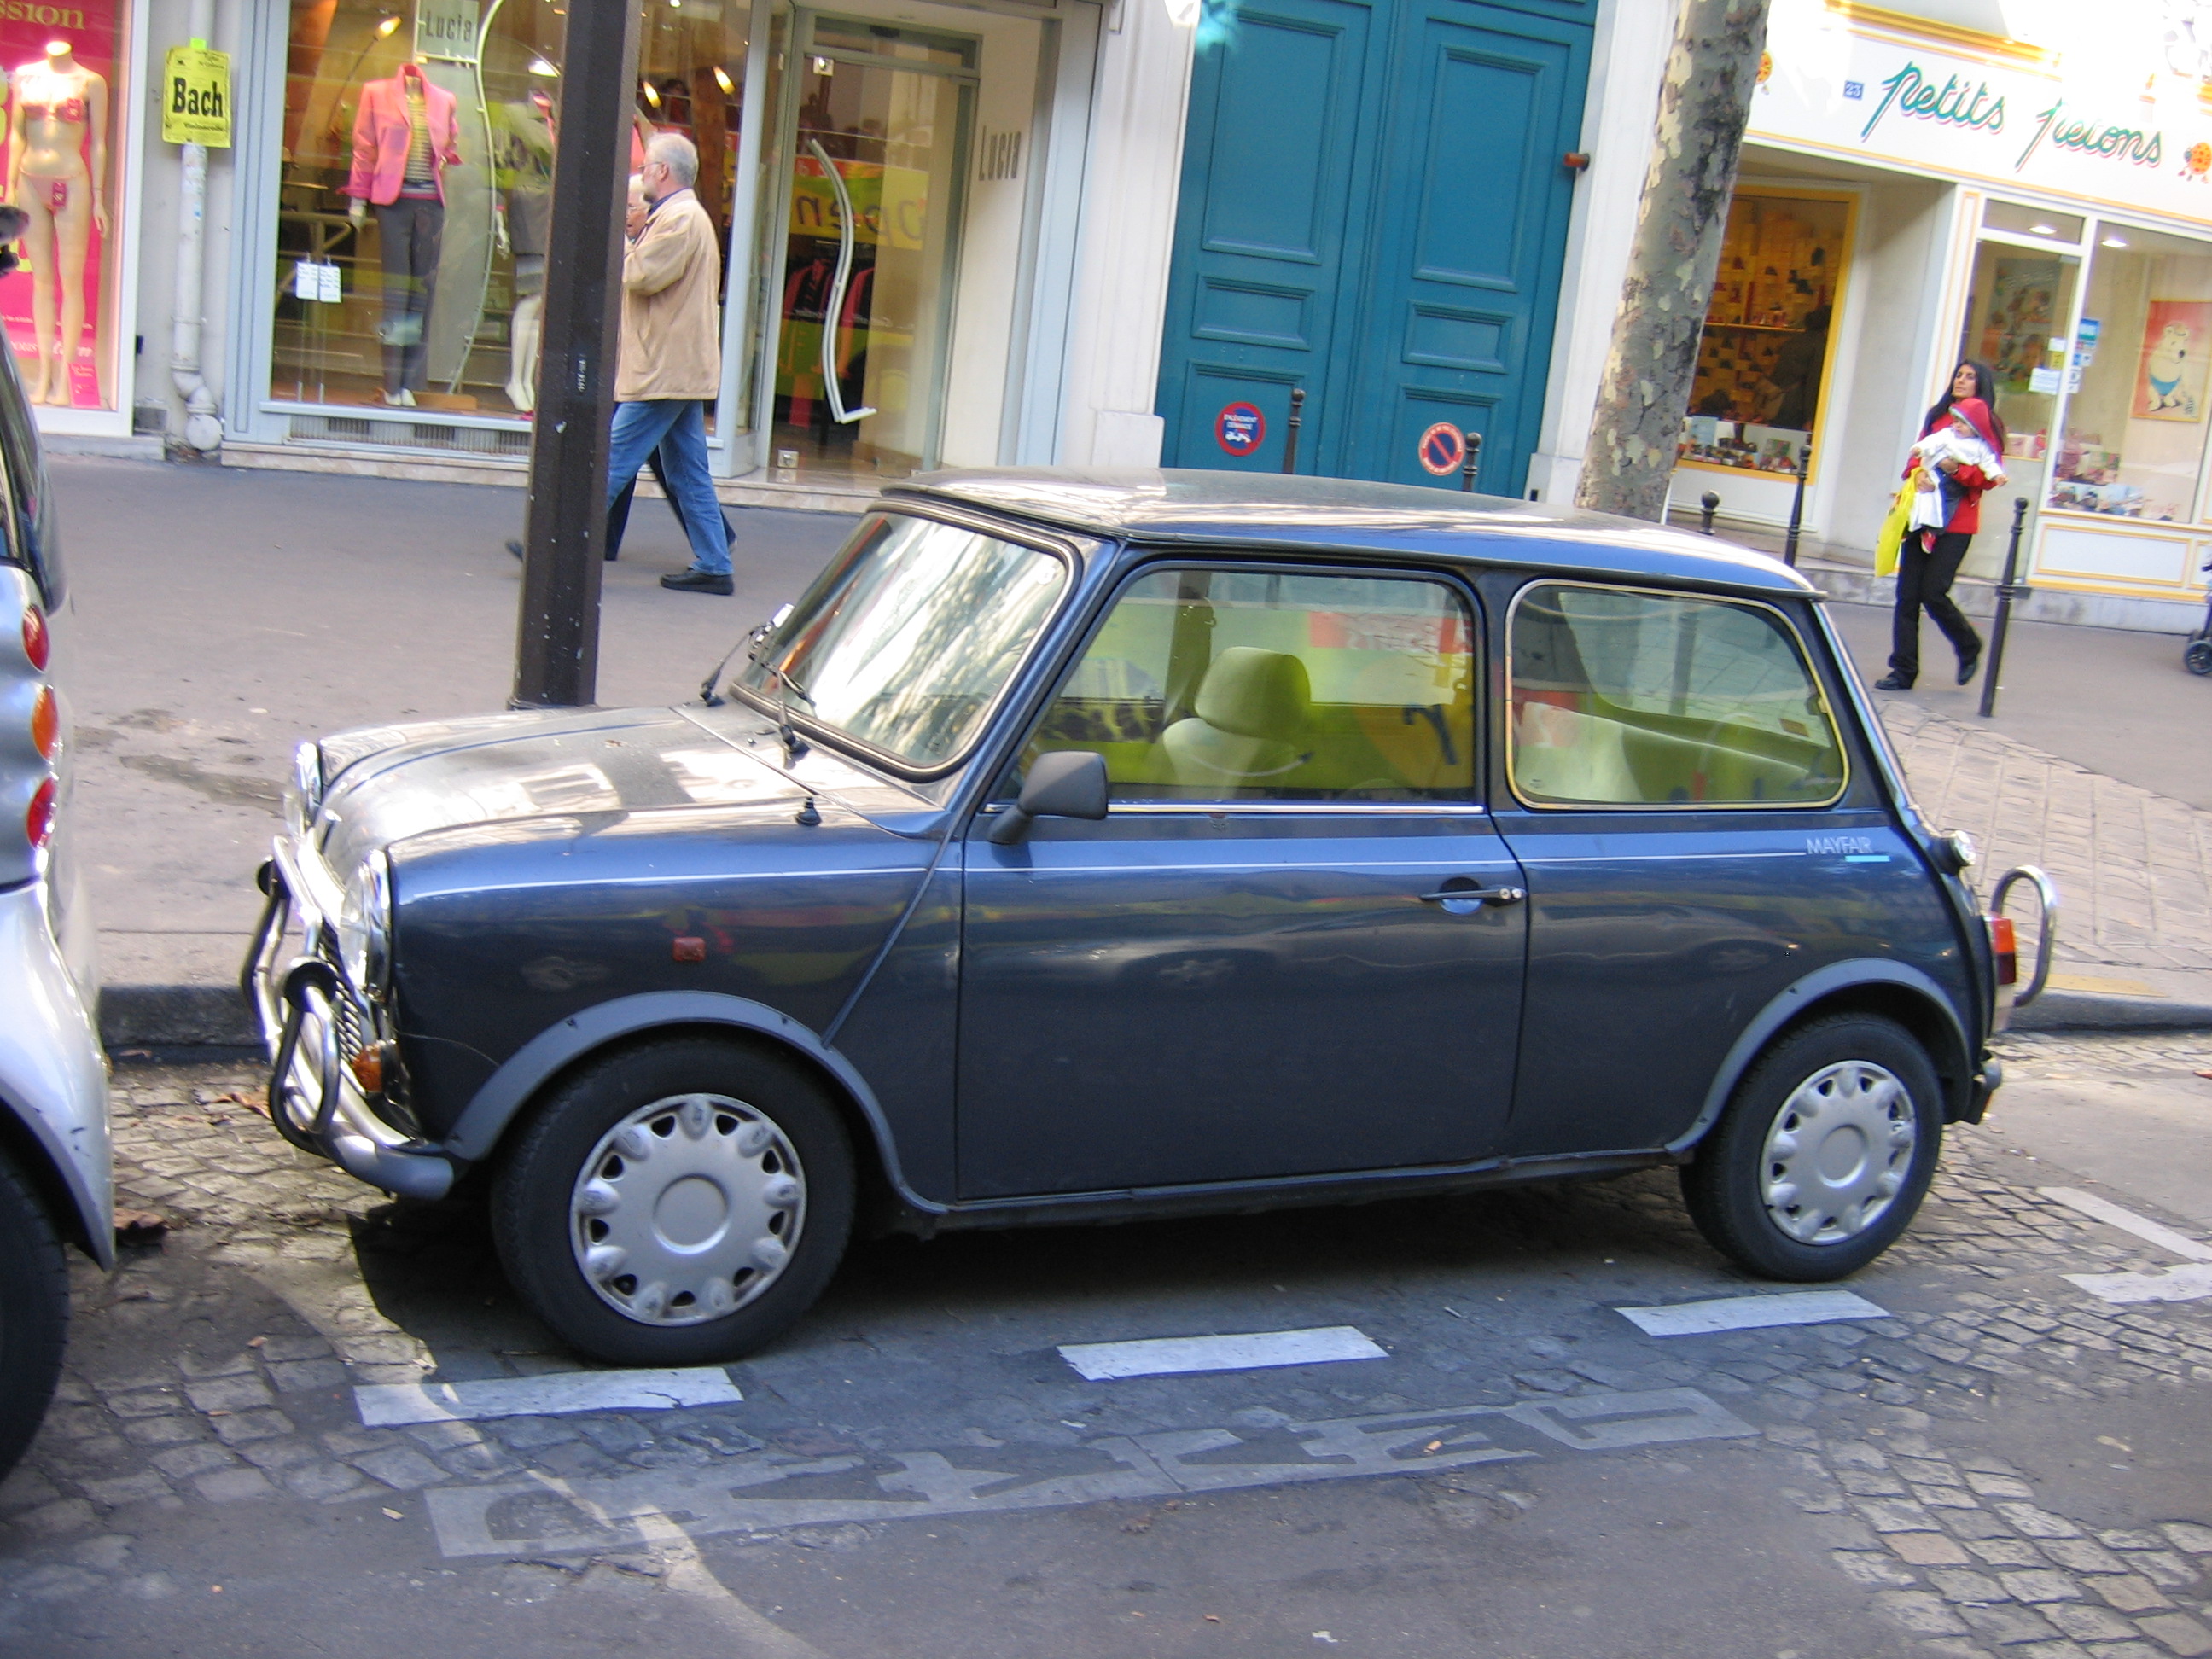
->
xmin=2134 ymin=301 xmax=2212 ymax=422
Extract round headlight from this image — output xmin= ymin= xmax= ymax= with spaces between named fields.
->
xmin=337 ymin=853 xmax=393 ymax=995
xmin=286 ymin=742 xmax=324 ymax=839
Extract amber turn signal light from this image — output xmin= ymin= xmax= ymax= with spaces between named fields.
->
xmin=1987 ymin=915 xmax=2018 ymax=987
xmin=30 ymin=684 xmax=57 ymax=760
xmin=349 ymin=1043 xmax=388 ymax=1093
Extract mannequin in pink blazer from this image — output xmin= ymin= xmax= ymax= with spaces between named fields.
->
xmin=346 ymin=65 xmax=460 ymax=206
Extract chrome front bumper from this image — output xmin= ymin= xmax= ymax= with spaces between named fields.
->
xmin=244 ymin=847 xmax=454 ymax=1202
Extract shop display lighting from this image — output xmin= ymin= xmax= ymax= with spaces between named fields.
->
xmin=2103 ymin=236 xmax=2129 ymax=247
xmin=640 ymin=80 xmax=661 ymax=107
xmin=713 ymin=64 xmax=734 ymax=93
xmin=374 ymin=14 xmax=400 ymax=36
xmin=527 ymin=56 xmax=559 ymax=76
xmin=2030 ymin=223 xmax=2057 ymax=235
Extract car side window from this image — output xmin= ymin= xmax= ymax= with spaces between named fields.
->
xmin=1507 ymin=582 xmax=1846 ymax=808
xmin=1019 ymin=567 xmax=1477 ymax=804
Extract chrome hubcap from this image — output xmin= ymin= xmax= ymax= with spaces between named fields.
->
xmin=569 ymin=1093 xmax=805 ymax=1326
xmin=1760 ymin=1061 xmax=1916 ymax=1246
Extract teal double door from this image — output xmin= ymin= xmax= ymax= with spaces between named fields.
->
xmin=1155 ymin=0 xmax=1593 ymax=496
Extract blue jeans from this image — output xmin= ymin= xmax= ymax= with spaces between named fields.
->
xmin=608 ymin=399 xmax=730 ymax=575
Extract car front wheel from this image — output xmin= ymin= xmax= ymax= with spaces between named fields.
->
xmin=0 ymin=1145 xmax=71 ymax=1480
xmin=1680 ymin=1014 xmax=1942 ymax=1280
xmin=492 ymin=1037 xmax=854 ymax=1365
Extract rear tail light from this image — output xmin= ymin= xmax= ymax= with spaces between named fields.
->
xmin=1987 ymin=914 xmax=2018 ymax=987
xmin=30 ymin=684 xmax=56 ymax=760
xmin=25 ymin=775 xmax=54 ymax=850
xmin=20 ymin=604 xmax=47 ymax=671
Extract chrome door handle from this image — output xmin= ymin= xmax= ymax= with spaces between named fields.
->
xmin=1417 ymin=886 xmax=1526 ymax=906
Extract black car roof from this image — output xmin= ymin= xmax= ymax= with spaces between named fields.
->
xmin=884 ymin=469 xmax=1818 ymax=597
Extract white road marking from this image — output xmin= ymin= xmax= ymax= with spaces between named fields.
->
xmin=2040 ymin=1186 xmax=2212 ymax=1263
xmin=1058 ymin=1326 xmax=1387 ymax=1380
xmin=1615 ymin=1289 xmax=1889 ymax=1336
xmin=2063 ymin=1263 xmax=2212 ymax=1306
xmin=354 ymin=1367 xmax=742 ymax=1428
xmin=425 ymin=1387 xmax=1756 ymax=1557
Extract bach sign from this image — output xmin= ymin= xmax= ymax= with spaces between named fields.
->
xmin=160 ymin=41 xmax=230 ymax=146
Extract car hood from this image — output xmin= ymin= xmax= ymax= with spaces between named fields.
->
xmin=311 ymin=704 xmax=860 ymax=876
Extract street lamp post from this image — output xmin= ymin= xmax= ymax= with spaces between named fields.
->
xmin=511 ymin=0 xmax=643 ymax=709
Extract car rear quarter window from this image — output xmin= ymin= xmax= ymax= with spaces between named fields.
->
xmin=1022 ymin=566 xmax=1477 ymax=804
xmin=1507 ymin=582 xmax=1846 ymax=809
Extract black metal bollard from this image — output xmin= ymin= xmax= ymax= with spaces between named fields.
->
xmin=1281 ymin=387 xmax=1305 ymax=475
xmin=1979 ymin=498 xmax=2032 ymax=719
xmin=1783 ymin=441 xmax=1810 ymax=567
xmin=1459 ymin=431 xmax=1482 ymax=492
xmin=1699 ymin=491 xmax=1720 ymax=534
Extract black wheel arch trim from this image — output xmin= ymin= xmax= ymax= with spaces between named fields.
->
xmin=1667 ymin=960 xmax=1975 ymax=1157
xmin=441 ymin=991 xmax=945 ymax=1215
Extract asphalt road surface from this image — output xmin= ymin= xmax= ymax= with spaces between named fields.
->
xmin=4 ymin=1031 xmax=2209 ymax=1658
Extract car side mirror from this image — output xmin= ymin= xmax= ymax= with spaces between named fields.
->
xmin=987 ymin=750 xmax=1109 ymax=845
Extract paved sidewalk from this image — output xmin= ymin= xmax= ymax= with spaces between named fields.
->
xmin=38 ymin=457 xmax=2212 ymax=1045
xmin=1881 ymin=701 xmax=2212 ymax=1023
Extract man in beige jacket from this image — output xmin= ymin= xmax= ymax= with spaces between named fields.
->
xmin=609 ymin=133 xmax=733 ymax=595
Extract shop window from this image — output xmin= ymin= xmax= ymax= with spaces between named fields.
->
xmin=1679 ymin=191 xmax=1853 ymax=479
xmin=1959 ymin=239 xmax=2079 ymax=523
xmin=2 ymin=13 xmax=134 ymax=411
xmin=2049 ymin=225 xmax=2212 ymax=524
xmin=272 ymin=0 xmax=750 ymax=417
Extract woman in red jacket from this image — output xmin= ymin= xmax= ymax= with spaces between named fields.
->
xmin=1877 ymin=359 xmax=2006 ymax=690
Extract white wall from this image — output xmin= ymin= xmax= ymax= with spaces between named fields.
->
xmin=130 ymin=0 xmax=245 ymax=443
xmin=1053 ymin=0 xmax=1193 ymax=467
xmin=1524 ymin=0 xmax=1675 ymax=505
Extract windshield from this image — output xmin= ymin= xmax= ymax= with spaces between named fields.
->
xmin=736 ymin=513 xmax=1068 ymax=769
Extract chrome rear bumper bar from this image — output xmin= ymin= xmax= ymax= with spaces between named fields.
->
xmin=244 ymin=853 xmax=454 ymax=1202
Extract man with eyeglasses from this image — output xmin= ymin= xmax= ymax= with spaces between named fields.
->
xmin=611 ymin=132 xmax=734 ymax=596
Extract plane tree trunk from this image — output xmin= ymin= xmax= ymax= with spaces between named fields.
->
xmin=1576 ymin=0 xmax=1771 ymax=521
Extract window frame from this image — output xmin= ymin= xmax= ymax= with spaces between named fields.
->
xmin=1501 ymin=578 xmax=1851 ymax=813
xmin=995 ymin=555 xmax=1492 ymax=817
xmin=728 ymin=502 xmax=1084 ymax=782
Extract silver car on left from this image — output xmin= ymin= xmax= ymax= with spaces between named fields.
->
xmin=0 ymin=299 xmax=110 ymax=1479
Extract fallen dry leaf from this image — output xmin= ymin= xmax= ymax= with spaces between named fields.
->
xmin=247 ymin=1336 xmax=266 ymax=1349
xmin=2196 ymin=1068 xmax=2212 ymax=1080
xmin=114 ymin=1209 xmax=167 ymax=1240
xmin=1205 ymin=1615 xmax=1222 ymax=1623
xmin=1423 ymin=1439 xmax=1443 ymax=1454
xmin=381 ymin=1508 xmax=404 ymax=1521
xmin=1121 ymin=1516 xmax=1152 ymax=1534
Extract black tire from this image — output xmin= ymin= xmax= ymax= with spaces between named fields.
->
xmin=0 ymin=1145 xmax=71 ymax=1481
xmin=492 ymin=1036 xmax=853 ymax=1365
xmin=1680 ymin=1014 xmax=1942 ymax=1281
xmin=2186 ymin=638 xmax=2212 ymax=676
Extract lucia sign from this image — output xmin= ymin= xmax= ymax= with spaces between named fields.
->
xmin=1753 ymin=0 xmax=2212 ymax=224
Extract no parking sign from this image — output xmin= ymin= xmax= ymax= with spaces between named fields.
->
xmin=1417 ymin=422 xmax=1468 ymax=477
xmin=1215 ymin=402 xmax=1266 ymax=457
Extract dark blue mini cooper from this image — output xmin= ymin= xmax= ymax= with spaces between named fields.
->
xmin=246 ymin=473 xmax=2051 ymax=1365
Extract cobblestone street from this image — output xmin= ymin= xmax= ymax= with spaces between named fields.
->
xmin=3 ymin=1034 xmax=2208 ymax=1657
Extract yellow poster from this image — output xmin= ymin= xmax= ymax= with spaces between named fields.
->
xmin=160 ymin=43 xmax=231 ymax=147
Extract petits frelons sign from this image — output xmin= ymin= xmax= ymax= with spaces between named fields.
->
xmin=1750 ymin=0 xmax=2212 ymax=224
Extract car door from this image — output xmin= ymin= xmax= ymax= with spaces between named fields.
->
xmin=1488 ymin=576 xmax=1955 ymax=1156
xmin=956 ymin=562 xmax=1528 ymax=1199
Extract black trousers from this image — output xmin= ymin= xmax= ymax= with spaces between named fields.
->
xmin=1889 ymin=529 xmax=1982 ymax=683
xmin=375 ymin=197 xmax=444 ymax=395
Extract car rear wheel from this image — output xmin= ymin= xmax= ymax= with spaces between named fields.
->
xmin=0 ymin=1145 xmax=71 ymax=1480
xmin=1680 ymin=1014 xmax=1942 ymax=1280
xmin=492 ymin=1037 xmax=854 ymax=1366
